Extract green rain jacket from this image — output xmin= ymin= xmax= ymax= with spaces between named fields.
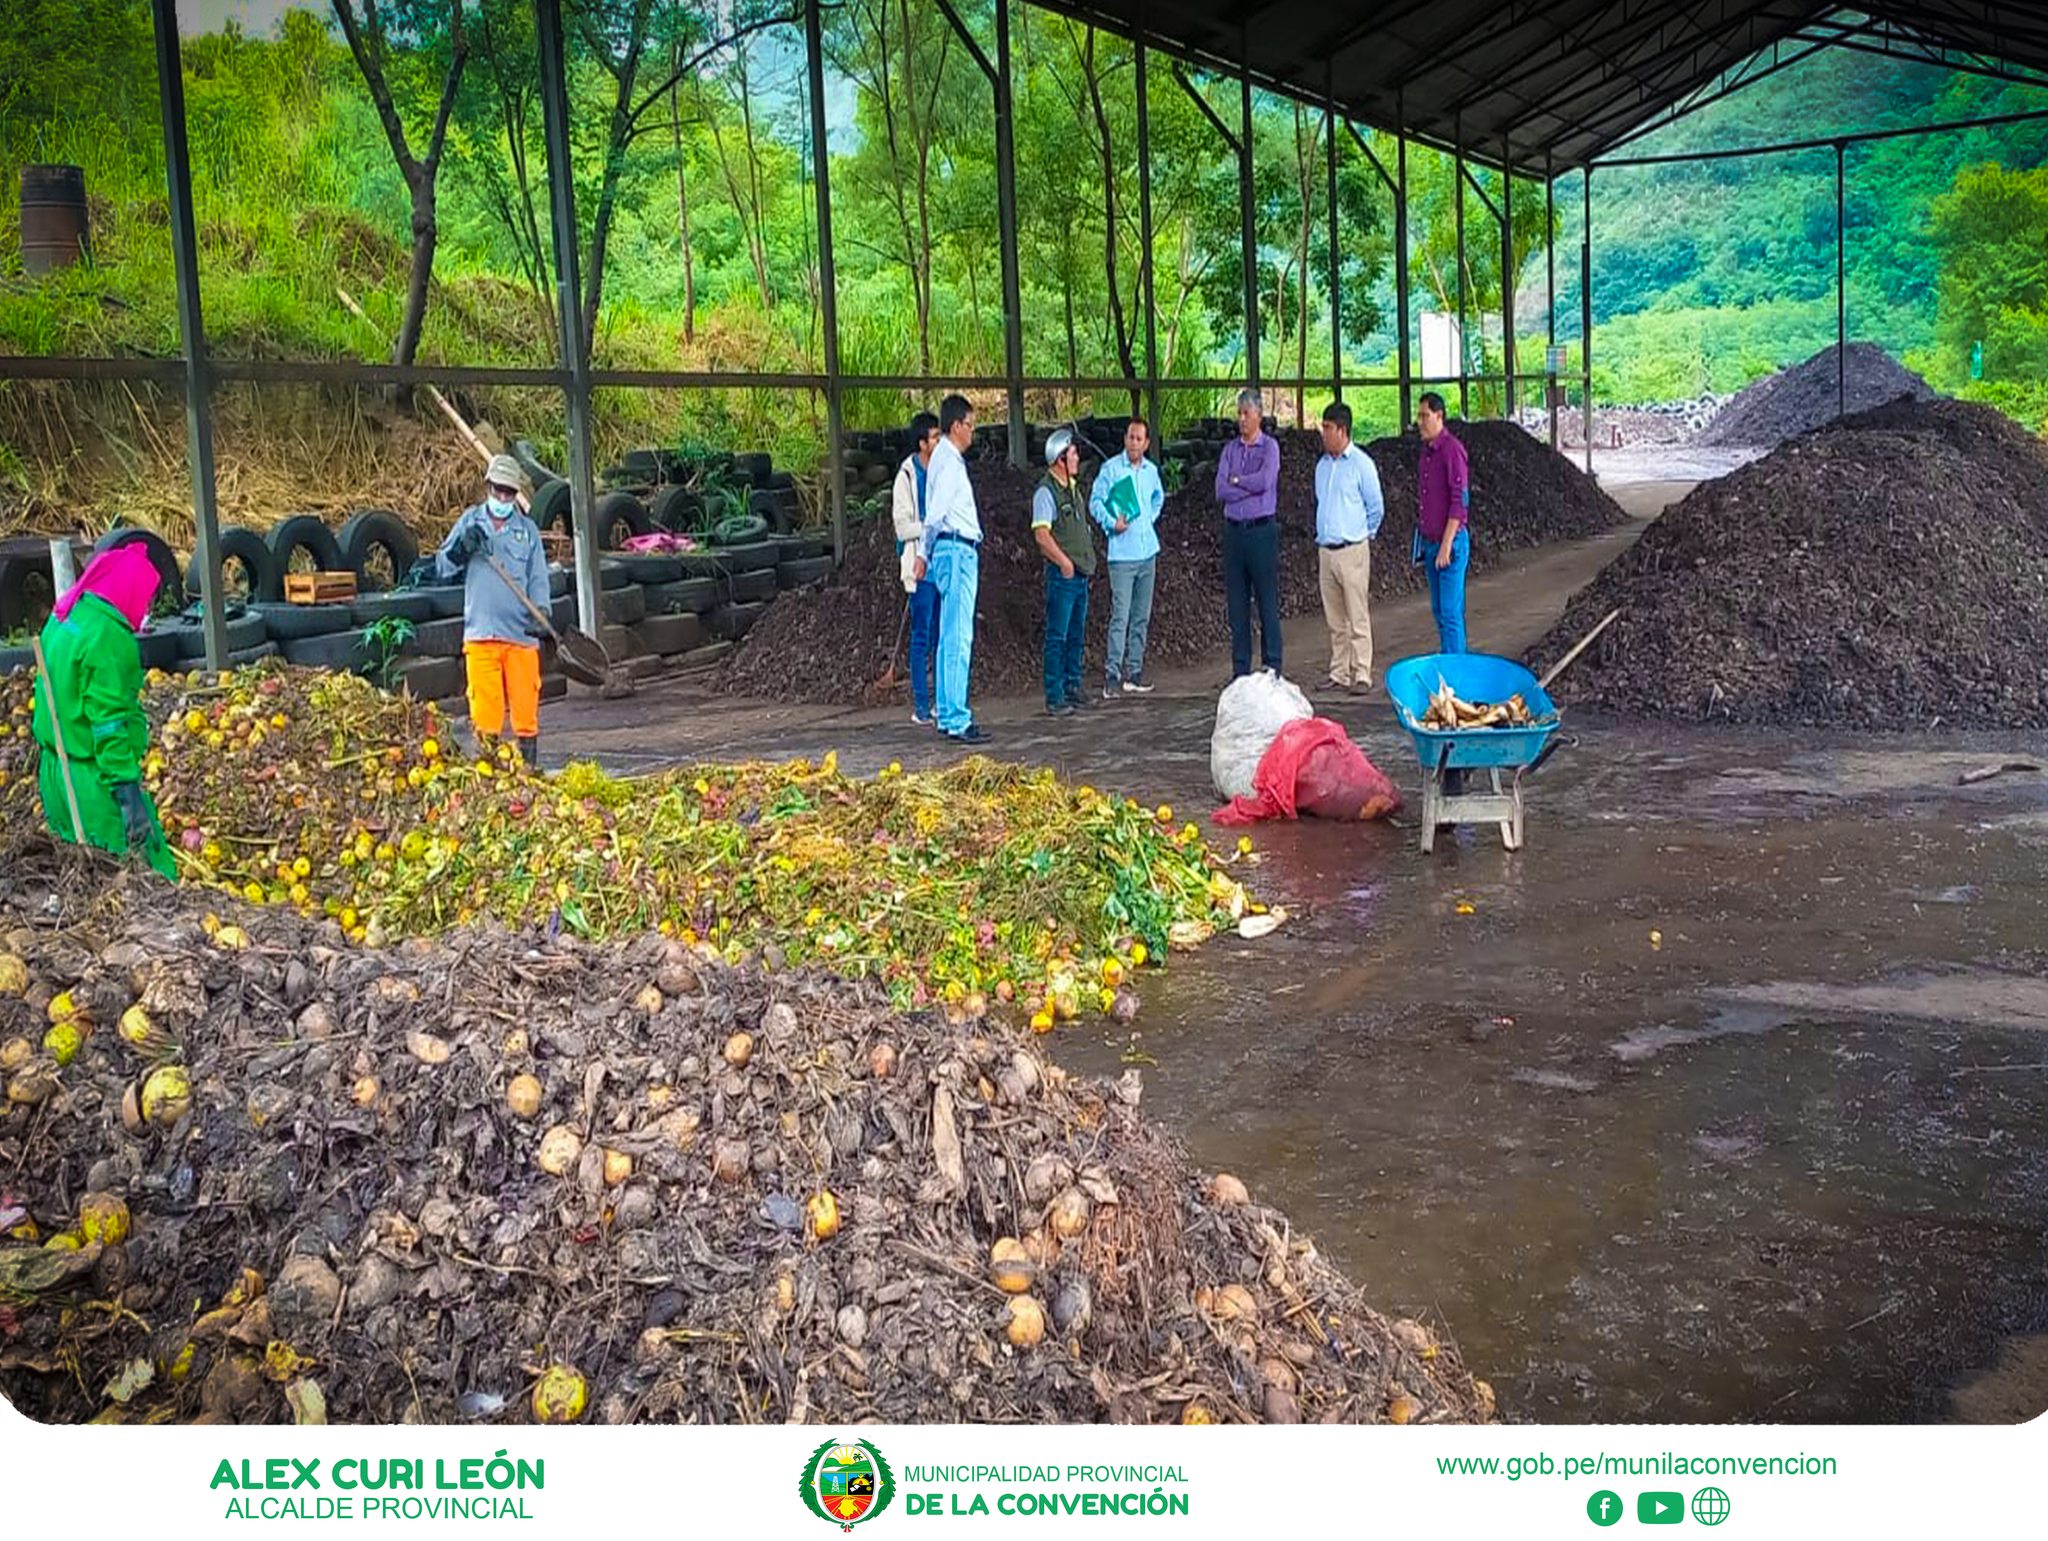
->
xmin=30 ymin=593 xmax=174 ymax=877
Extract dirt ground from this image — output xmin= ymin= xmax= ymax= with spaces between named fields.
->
xmin=540 ymin=487 xmax=2048 ymax=1423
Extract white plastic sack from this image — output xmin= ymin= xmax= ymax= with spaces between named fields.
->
xmin=1210 ymin=670 xmax=1313 ymax=801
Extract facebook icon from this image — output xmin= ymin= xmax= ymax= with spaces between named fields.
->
xmin=1586 ymin=1489 xmax=1623 ymax=1527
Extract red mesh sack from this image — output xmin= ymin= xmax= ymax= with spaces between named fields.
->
xmin=1214 ymin=717 xmax=1402 ymax=824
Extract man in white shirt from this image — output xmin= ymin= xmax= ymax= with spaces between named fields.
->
xmin=1312 ymin=401 xmax=1385 ymax=694
xmin=914 ymin=394 xmax=991 ymax=744
xmin=890 ymin=411 xmax=941 ymax=725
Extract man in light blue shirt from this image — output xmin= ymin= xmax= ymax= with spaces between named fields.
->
xmin=1089 ymin=416 xmax=1165 ymax=696
xmin=1312 ymin=401 xmax=1384 ymax=694
xmin=913 ymin=394 xmax=990 ymax=744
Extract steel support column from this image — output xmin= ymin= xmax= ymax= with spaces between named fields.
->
xmin=1326 ymin=87 xmax=1341 ymax=403
xmin=1455 ymin=141 xmax=1468 ymax=418
xmin=1582 ymin=169 xmax=1594 ymax=477
xmin=995 ymin=0 xmax=1026 ymax=467
xmin=1137 ymin=33 xmax=1159 ymax=427
xmin=1546 ymin=156 xmax=1558 ymax=451
xmin=535 ymin=0 xmax=601 ymax=642
xmin=1835 ymin=139 xmax=1846 ymax=419
xmin=804 ymin=0 xmax=846 ymax=557
xmin=1395 ymin=102 xmax=1411 ymax=427
xmin=1501 ymin=138 xmax=1515 ymax=421
xmin=1240 ymin=31 xmax=1259 ymax=389
xmin=150 ymin=0 xmax=225 ymax=667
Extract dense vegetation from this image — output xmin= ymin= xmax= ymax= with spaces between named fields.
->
xmin=0 ymin=3 xmax=2043 ymax=530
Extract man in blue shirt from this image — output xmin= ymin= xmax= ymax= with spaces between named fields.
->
xmin=914 ymin=394 xmax=990 ymax=745
xmin=1312 ymin=402 xmax=1384 ymax=694
xmin=1089 ymin=416 xmax=1165 ymax=697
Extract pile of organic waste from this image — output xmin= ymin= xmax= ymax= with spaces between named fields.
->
xmin=0 ymin=664 xmax=1258 ymax=1022
xmin=1418 ymin=681 xmax=1546 ymax=731
xmin=0 ymin=837 xmax=1496 ymax=1426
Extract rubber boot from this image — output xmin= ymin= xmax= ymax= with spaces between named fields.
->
xmin=516 ymin=735 xmax=540 ymax=773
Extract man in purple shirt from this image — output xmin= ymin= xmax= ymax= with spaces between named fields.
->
xmin=1215 ymin=388 xmax=1283 ymax=678
xmin=1413 ymin=392 xmax=1471 ymax=653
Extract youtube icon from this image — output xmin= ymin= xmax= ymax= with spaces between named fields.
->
xmin=1638 ymin=1491 xmax=1685 ymax=1524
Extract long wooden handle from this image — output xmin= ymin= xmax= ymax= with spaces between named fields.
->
xmin=337 ymin=287 xmax=532 ymax=516
xmin=29 ymin=635 xmax=87 ymax=845
xmin=481 ymin=552 xmax=559 ymax=640
xmin=1539 ymin=607 xmax=1621 ymax=692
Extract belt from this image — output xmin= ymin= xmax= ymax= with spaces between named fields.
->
xmin=1319 ymin=538 xmax=1362 ymax=550
xmin=931 ymin=531 xmax=980 ymax=549
xmin=1227 ymin=515 xmax=1276 ymax=529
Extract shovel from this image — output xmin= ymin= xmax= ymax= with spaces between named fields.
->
xmin=479 ymin=552 xmax=611 ymax=688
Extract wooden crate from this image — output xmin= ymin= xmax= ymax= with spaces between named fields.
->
xmin=285 ymin=571 xmax=357 ymax=605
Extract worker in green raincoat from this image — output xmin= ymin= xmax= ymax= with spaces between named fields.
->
xmin=29 ymin=543 xmax=174 ymax=877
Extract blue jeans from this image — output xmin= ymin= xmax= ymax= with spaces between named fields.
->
xmin=1420 ymin=527 xmax=1470 ymax=653
xmin=1042 ymin=566 xmax=1090 ymax=706
xmin=1105 ymin=556 xmax=1156 ymax=685
xmin=928 ymin=539 xmax=979 ymax=734
xmin=906 ymin=578 xmax=940 ymax=718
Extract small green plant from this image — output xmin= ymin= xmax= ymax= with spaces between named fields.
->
xmin=357 ymin=615 xmax=416 ymax=688
xmin=1159 ymin=458 xmax=1189 ymax=495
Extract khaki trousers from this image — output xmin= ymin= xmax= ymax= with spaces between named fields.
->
xmin=1318 ymin=541 xmax=1374 ymax=686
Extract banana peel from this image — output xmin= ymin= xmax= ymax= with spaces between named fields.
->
xmin=1421 ymin=678 xmax=1543 ymax=731
xmin=0 ymin=1239 xmax=103 ymax=1298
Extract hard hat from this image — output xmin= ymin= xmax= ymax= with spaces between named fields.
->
xmin=484 ymin=453 xmax=528 ymax=493
xmin=1045 ymin=428 xmax=1075 ymax=466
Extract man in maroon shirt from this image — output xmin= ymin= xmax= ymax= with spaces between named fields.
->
xmin=1414 ymin=392 xmax=1470 ymax=653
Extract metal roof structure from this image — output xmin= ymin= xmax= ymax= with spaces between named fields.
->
xmin=1038 ymin=1 xmax=2048 ymax=169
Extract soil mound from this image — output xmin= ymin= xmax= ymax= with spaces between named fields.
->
xmin=0 ymin=839 xmax=1493 ymax=1426
xmin=1527 ymin=398 xmax=2048 ymax=727
xmin=1698 ymin=343 xmax=1936 ymax=449
xmin=726 ymin=424 xmax=1622 ymax=704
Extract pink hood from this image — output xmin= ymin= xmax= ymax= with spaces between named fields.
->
xmin=54 ymin=544 xmax=161 ymax=631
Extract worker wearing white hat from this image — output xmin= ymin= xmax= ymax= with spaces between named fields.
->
xmin=1029 ymin=426 xmax=1096 ymax=716
xmin=413 ymin=453 xmax=551 ymax=766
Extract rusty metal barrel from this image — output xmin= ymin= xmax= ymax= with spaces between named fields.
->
xmin=20 ymin=164 xmax=89 ymax=275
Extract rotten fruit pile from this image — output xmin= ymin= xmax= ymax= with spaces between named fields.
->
xmin=0 ymin=665 xmax=1258 ymax=1022
xmin=0 ymin=839 xmax=1494 ymax=1425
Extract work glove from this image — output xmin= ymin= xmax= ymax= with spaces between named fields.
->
xmin=404 ymin=557 xmax=439 ymax=589
xmin=457 ymin=523 xmax=493 ymax=560
xmin=111 ymin=781 xmax=152 ymax=855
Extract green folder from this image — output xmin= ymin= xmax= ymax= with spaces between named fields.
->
xmin=1105 ymin=474 xmax=1143 ymax=524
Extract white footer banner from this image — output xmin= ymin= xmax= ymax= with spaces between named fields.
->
xmin=1 ymin=1397 xmax=2038 ymax=1536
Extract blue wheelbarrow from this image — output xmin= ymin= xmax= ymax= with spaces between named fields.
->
xmin=1385 ymin=653 xmax=1564 ymax=854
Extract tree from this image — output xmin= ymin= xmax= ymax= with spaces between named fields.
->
xmin=1929 ymin=161 xmax=2048 ymax=385
xmin=330 ymin=0 xmax=469 ymax=370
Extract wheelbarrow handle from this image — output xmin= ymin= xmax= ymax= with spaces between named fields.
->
xmin=480 ymin=552 xmax=561 ymax=642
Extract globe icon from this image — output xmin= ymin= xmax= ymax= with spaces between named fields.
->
xmin=1692 ymin=1487 xmax=1732 ymax=1526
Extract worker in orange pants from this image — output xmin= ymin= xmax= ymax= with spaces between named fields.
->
xmin=414 ymin=454 xmax=551 ymax=768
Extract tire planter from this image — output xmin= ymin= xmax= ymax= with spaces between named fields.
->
xmin=676 ymin=640 xmax=735 ymax=670
xmin=174 ymin=611 xmax=268 ymax=659
xmin=708 ymin=513 xmax=770 ymax=547
xmin=186 ymin=524 xmax=281 ymax=604
xmin=0 ymin=553 xmax=55 ymax=636
xmin=615 ymin=552 xmax=683 ymax=586
xmin=408 ymin=617 xmax=467 ymax=657
xmin=549 ymin=595 xmax=577 ymax=632
xmin=349 ymin=591 xmax=436 ymax=626
xmin=683 ymin=539 xmax=781 ymax=576
xmin=418 ymin=583 xmax=466 ymax=619
xmin=645 ymin=577 xmax=721 ymax=615
xmin=92 ymin=527 xmax=184 ymax=612
xmin=266 ymin=515 xmax=344 ymax=579
xmin=600 ymin=584 xmax=646 ymax=626
xmin=593 ymin=490 xmax=653 ymax=549
xmin=708 ymin=601 xmax=767 ymax=641
xmin=277 ymin=628 xmax=369 ymax=671
xmin=173 ymin=641 xmax=277 ymax=675
xmin=599 ymin=559 xmax=631 ymax=591
xmin=336 ymin=509 xmax=420 ymax=592
xmin=776 ymin=556 xmax=835 ymax=589
xmin=136 ymin=626 xmax=189 ymax=671
xmin=395 ymin=654 xmax=464 ymax=703
xmin=728 ymin=568 xmax=778 ymax=604
xmin=746 ymin=489 xmax=794 ymax=533
xmin=548 ymin=566 xmax=571 ymax=599
xmin=774 ymin=532 xmax=831 ymax=561
xmin=597 ymin=625 xmax=639 ymax=660
xmin=250 ymin=602 xmax=353 ymax=641
xmin=649 ymin=485 xmax=701 ymax=531
xmin=736 ymin=453 xmax=773 ymax=483
xmin=634 ymin=613 xmax=705 ymax=656
xmin=529 ymin=477 xmax=573 ymax=534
